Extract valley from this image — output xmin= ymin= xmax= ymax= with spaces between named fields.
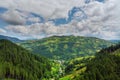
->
xmin=0 ymin=0 xmax=119 ymax=80
xmin=0 ymin=36 xmax=120 ymax=80
xmin=18 ymin=36 xmax=115 ymax=79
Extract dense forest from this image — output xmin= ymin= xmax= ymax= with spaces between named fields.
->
xmin=19 ymin=36 xmax=113 ymax=60
xmin=61 ymin=43 xmax=120 ymax=80
xmin=0 ymin=36 xmax=120 ymax=80
xmin=0 ymin=39 xmax=52 ymax=80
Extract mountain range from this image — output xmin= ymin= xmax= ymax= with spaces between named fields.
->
xmin=110 ymin=40 xmax=120 ymax=43
xmin=0 ymin=35 xmax=23 ymax=42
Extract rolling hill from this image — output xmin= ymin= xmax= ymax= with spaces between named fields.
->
xmin=0 ymin=39 xmax=52 ymax=80
xmin=61 ymin=43 xmax=120 ymax=80
xmin=19 ymin=36 xmax=114 ymax=60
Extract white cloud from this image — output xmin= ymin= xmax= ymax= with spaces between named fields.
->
xmin=5 ymin=17 xmax=119 ymax=40
xmin=0 ymin=0 xmax=120 ymax=40
xmin=0 ymin=9 xmax=26 ymax=25
xmin=0 ymin=0 xmax=85 ymax=19
xmin=28 ymin=17 xmax=41 ymax=23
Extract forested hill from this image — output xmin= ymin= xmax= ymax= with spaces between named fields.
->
xmin=62 ymin=43 xmax=120 ymax=80
xmin=19 ymin=36 xmax=113 ymax=60
xmin=0 ymin=39 xmax=52 ymax=80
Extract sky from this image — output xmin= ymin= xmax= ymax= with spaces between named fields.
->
xmin=0 ymin=0 xmax=120 ymax=40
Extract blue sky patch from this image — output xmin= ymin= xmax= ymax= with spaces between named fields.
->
xmin=0 ymin=7 xmax=7 ymax=14
xmin=0 ymin=20 xmax=9 ymax=28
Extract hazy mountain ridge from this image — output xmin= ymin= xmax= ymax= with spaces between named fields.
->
xmin=109 ymin=40 xmax=120 ymax=43
xmin=0 ymin=35 xmax=23 ymax=42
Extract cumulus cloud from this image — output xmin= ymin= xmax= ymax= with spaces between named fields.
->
xmin=28 ymin=17 xmax=41 ymax=23
xmin=0 ymin=0 xmax=86 ymax=19
xmin=5 ymin=18 xmax=119 ymax=40
xmin=0 ymin=0 xmax=120 ymax=40
xmin=0 ymin=9 xmax=26 ymax=25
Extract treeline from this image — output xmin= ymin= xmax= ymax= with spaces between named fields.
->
xmin=72 ymin=43 xmax=120 ymax=80
xmin=65 ymin=56 xmax=93 ymax=74
xmin=0 ymin=39 xmax=52 ymax=80
xmin=98 ymin=43 xmax=120 ymax=54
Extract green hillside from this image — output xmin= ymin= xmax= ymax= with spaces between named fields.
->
xmin=19 ymin=36 xmax=113 ymax=60
xmin=61 ymin=43 xmax=120 ymax=80
xmin=0 ymin=39 xmax=52 ymax=80
xmin=0 ymin=37 xmax=118 ymax=80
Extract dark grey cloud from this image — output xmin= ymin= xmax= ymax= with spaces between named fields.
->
xmin=0 ymin=9 xmax=26 ymax=25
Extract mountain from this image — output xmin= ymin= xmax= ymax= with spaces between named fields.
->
xmin=61 ymin=43 xmax=120 ymax=80
xmin=0 ymin=35 xmax=23 ymax=42
xmin=0 ymin=39 xmax=52 ymax=80
xmin=109 ymin=40 xmax=120 ymax=43
xmin=19 ymin=36 xmax=114 ymax=60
